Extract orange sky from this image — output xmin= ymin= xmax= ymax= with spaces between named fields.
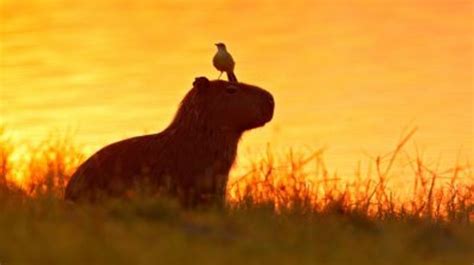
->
xmin=1 ymin=0 xmax=473 ymax=182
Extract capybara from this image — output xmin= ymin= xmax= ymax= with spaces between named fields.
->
xmin=65 ymin=77 xmax=274 ymax=206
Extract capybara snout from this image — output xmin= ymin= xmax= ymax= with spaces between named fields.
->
xmin=259 ymin=89 xmax=275 ymax=126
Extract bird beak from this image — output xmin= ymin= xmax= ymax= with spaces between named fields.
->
xmin=214 ymin=43 xmax=218 ymax=46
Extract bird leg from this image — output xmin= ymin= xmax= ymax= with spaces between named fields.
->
xmin=226 ymin=71 xmax=238 ymax=82
xmin=217 ymin=72 xmax=223 ymax=80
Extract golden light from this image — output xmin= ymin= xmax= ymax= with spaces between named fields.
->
xmin=0 ymin=0 xmax=472 ymax=190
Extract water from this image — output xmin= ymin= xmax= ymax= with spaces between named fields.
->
xmin=1 ymin=0 xmax=472 ymax=180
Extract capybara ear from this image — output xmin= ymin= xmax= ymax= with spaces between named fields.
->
xmin=193 ymin=77 xmax=210 ymax=90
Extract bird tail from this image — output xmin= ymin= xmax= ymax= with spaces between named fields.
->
xmin=226 ymin=71 xmax=238 ymax=82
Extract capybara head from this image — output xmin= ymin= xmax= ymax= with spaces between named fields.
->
xmin=171 ymin=77 xmax=274 ymax=133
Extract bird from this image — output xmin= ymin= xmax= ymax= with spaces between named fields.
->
xmin=213 ymin=42 xmax=238 ymax=82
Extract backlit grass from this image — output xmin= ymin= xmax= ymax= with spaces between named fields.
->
xmin=0 ymin=128 xmax=472 ymax=264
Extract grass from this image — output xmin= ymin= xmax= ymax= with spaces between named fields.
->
xmin=0 ymin=127 xmax=472 ymax=264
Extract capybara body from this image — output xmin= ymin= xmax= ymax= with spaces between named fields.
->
xmin=65 ymin=77 xmax=274 ymax=206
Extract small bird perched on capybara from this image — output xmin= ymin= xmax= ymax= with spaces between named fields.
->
xmin=213 ymin=42 xmax=237 ymax=82
xmin=65 ymin=77 xmax=274 ymax=207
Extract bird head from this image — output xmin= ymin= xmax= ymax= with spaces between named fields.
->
xmin=215 ymin=42 xmax=227 ymax=50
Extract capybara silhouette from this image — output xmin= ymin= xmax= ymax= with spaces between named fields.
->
xmin=65 ymin=77 xmax=274 ymax=206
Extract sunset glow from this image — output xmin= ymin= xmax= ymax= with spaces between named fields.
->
xmin=1 ymin=0 xmax=472 ymax=186
xmin=1 ymin=2 xmax=473 ymax=264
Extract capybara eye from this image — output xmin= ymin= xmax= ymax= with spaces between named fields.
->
xmin=226 ymin=87 xmax=238 ymax=94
